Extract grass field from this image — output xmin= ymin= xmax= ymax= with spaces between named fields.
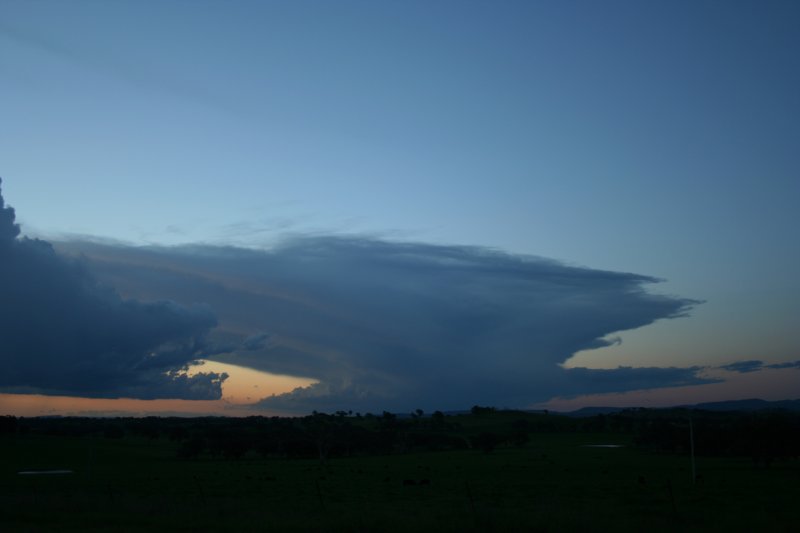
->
xmin=1 ymin=428 xmax=798 ymax=531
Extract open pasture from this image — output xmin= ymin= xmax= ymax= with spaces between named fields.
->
xmin=1 ymin=428 xmax=797 ymax=531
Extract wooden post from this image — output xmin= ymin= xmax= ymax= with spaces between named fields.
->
xmin=689 ymin=416 xmax=696 ymax=485
xmin=315 ymin=480 xmax=326 ymax=511
xmin=465 ymin=480 xmax=478 ymax=525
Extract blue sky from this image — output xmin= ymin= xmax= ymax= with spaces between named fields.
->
xmin=1 ymin=0 xmax=798 ymax=413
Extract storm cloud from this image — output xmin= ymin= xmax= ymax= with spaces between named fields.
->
xmin=0 ymin=179 xmax=226 ymax=399
xmin=720 ymin=360 xmax=765 ymax=374
xmin=718 ymin=359 xmax=800 ymax=373
xmin=58 ymin=232 xmax=714 ymax=412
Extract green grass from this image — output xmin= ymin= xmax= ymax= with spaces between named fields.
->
xmin=1 ymin=432 xmax=797 ymax=531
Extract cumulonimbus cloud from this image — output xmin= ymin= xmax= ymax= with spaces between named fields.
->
xmin=0 ymin=179 xmax=226 ymax=399
xmin=57 ymin=230 xmax=715 ymax=412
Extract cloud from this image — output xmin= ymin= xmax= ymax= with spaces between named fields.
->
xmin=57 ymin=232 xmax=713 ymax=412
xmin=0 ymin=18 xmax=240 ymax=118
xmin=765 ymin=360 xmax=800 ymax=370
xmin=0 ymin=179 xmax=226 ymax=400
xmin=715 ymin=359 xmax=800 ymax=374
xmin=242 ymin=332 xmax=273 ymax=351
xmin=720 ymin=360 xmax=765 ymax=373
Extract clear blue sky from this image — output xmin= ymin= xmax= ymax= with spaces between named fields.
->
xmin=1 ymin=0 xmax=798 ymax=412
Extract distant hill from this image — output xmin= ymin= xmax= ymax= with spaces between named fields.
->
xmin=560 ymin=398 xmax=800 ymax=417
xmin=560 ymin=406 xmax=626 ymax=417
xmin=689 ymin=398 xmax=800 ymax=412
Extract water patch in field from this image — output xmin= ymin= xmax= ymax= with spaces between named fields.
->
xmin=18 ymin=469 xmax=74 ymax=475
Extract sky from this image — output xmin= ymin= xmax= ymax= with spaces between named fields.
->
xmin=1 ymin=0 xmax=798 ymax=416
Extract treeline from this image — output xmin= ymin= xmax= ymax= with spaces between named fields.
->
xmin=1 ymin=407 xmax=798 ymax=465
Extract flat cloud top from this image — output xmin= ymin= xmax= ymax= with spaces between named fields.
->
xmin=1 ymin=177 xmax=715 ymax=411
xmin=59 ymin=233 xmax=711 ymax=412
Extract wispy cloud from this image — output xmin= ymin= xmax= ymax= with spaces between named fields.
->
xmin=0 ymin=17 xmax=238 ymax=116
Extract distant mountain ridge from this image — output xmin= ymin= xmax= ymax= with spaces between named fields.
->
xmin=688 ymin=398 xmax=800 ymax=412
xmin=560 ymin=398 xmax=800 ymax=417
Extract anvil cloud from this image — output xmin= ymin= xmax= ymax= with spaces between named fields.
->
xmin=59 ymin=233 xmax=714 ymax=412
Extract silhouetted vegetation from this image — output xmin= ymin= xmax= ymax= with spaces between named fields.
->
xmin=3 ymin=407 xmax=799 ymax=463
xmin=1 ymin=407 xmax=798 ymax=530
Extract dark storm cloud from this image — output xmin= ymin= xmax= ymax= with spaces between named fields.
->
xmin=561 ymin=366 xmax=712 ymax=394
xmin=0 ymin=180 xmax=225 ymax=399
xmin=720 ymin=360 xmax=765 ymax=373
xmin=242 ymin=332 xmax=273 ymax=351
xmin=765 ymin=360 xmax=800 ymax=370
xmin=716 ymin=359 xmax=800 ymax=373
xmin=58 ymin=233 xmax=712 ymax=412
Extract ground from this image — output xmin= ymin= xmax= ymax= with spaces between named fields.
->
xmin=1 ymin=427 xmax=797 ymax=531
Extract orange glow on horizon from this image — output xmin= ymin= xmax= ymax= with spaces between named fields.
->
xmin=188 ymin=359 xmax=316 ymax=405
xmin=0 ymin=393 xmax=245 ymax=417
xmin=538 ymin=367 xmax=800 ymax=411
xmin=0 ymin=361 xmax=316 ymax=417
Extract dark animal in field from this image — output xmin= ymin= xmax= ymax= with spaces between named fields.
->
xmin=402 ymin=478 xmax=431 ymax=486
xmin=638 ymin=475 xmax=646 ymax=485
